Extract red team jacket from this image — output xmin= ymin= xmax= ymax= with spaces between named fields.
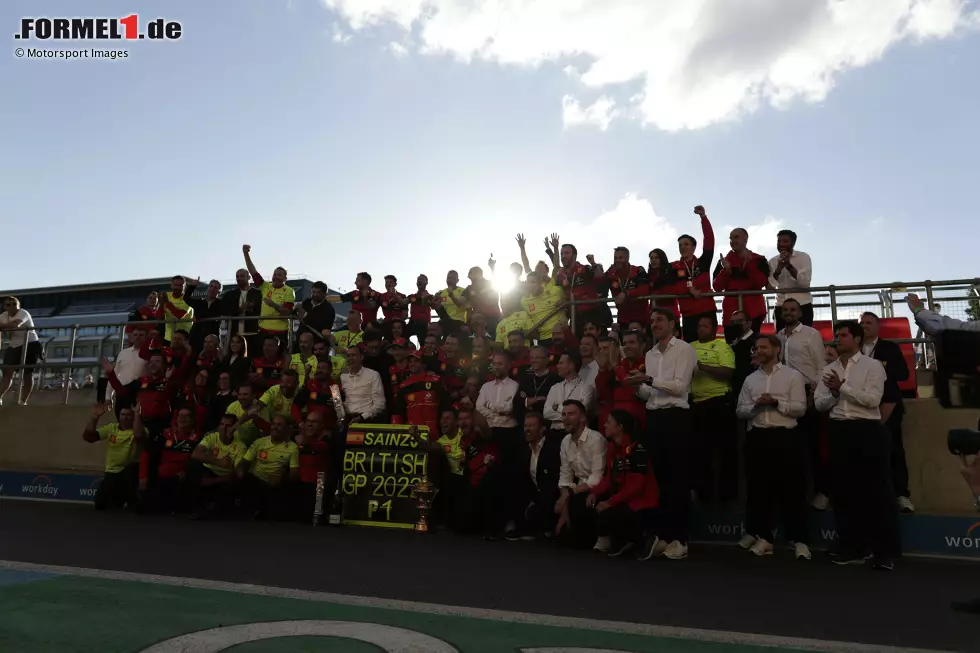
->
xmin=606 ymin=265 xmax=651 ymax=325
xmin=139 ymin=427 xmax=200 ymax=480
xmin=712 ymin=250 xmax=771 ymax=322
xmin=391 ymin=372 xmax=445 ymax=436
xmin=668 ymin=213 xmax=716 ymax=317
xmin=590 ymin=437 xmax=659 ymax=512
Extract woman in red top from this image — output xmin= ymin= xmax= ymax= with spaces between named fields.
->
xmin=588 ymin=410 xmax=662 ymax=559
xmin=128 ymin=291 xmax=163 ymax=338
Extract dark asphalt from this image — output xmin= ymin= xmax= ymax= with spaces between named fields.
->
xmin=0 ymin=501 xmax=977 ymax=652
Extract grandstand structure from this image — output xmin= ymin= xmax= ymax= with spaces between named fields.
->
xmin=0 ymin=277 xmax=348 ymax=385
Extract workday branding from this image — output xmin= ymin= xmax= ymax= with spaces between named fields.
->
xmin=21 ymin=475 xmax=59 ymax=498
xmin=944 ymin=521 xmax=980 ymax=550
xmin=0 ymin=470 xmax=101 ymax=503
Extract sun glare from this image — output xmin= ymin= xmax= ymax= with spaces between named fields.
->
xmin=492 ymin=275 xmax=515 ymax=294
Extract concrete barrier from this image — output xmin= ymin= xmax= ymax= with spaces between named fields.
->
xmin=1 ymin=397 xmax=978 ymax=512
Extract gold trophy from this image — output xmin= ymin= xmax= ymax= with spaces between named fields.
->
xmin=413 ymin=474 xmax=439 ymax=533
xmin=312 ymin=471 xmax=325 ymax=526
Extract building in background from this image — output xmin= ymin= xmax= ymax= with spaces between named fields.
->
xmin=0 ymin=277 xmax=348 ymax=387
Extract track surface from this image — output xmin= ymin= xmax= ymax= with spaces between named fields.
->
xmin=1 ymin=501 xmax=977 ymax=652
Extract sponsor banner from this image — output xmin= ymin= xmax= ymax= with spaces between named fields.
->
xmin=694 ymin=506 xmax=980 ymax=558
xmin=0 ymin=470 xmax=101 ymax=503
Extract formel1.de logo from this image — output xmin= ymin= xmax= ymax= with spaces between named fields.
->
xmin=15 ymin=15 xmax=182 ymax=41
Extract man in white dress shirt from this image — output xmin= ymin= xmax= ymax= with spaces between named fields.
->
xmin=736 ymin=334 xmax=810 ymax=560
xmin=777 ymin=298 xmax=830 ymax=510
xmin=815 ymin=321 xmax=900 ymax=571
xmin=578 ymin=335 xmax=600 ymax=388
xmin=768 ymin=230 xmax=813 ymax=330
xmin=543 ymin=351 xmax=596 ymax=431
xmin=476 ymin=351 xmax=522 ymax=492
xmin=99 ymin=325 xmax=149 ymax=416
xmin=554 ymin=399 xmax=606 ymax=549
xmin=633 ymin=308 xmax=697 ymax=560
xmin=341 ymin=346 xmax=386 ymax=423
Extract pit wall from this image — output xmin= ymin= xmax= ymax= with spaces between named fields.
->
xmin=1 ymin=391 xmax=978 ymax=557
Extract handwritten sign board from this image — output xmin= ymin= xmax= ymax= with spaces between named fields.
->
xmin=341 ymin=423 xmax=430 ymax=529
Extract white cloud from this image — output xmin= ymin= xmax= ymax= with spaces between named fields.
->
xmin=330 ymin=21 xmax=352 ymax=44
xmin=321 ymin=0 xmax=979 ymax=131
xmin=387 ymin=41 xmax=410 ymax=58
xmin=562 ymin=95 xmax=618 ymax=131
xmin=720 ymin=217 xmax=785 ymax=259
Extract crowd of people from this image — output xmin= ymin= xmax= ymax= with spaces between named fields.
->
xmin=3 ymin=205 xmax=950 ymax=572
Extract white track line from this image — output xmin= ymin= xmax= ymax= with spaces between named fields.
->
xmin=0 ymin=560 xmax=950 ymax=653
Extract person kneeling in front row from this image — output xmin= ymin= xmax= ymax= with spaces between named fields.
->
xmin=187 ymin=413 xmax=247 ymax=520
xmin=735 ymin=335 xmax=811 ymax=560
xmin=236 ymin=415 xmax=300 ymax=520
xmin=555 ymin=399 xmax=606 ymax=549
xmin=588 ymin=410 xmax=664 ymax=560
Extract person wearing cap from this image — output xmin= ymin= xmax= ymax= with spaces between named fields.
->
xmin=391 ymin=351 xmax=447 ymax=436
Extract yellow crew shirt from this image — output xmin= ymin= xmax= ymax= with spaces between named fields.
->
xmin=243 ymin=436 xmax=300 ymax=484
xmin=257 ymin=281 xmax=295 ymax=333
xmin=198 ymin=431 xmax=247 ymax=476
xmin=96 ymin=423 xmax=138 ymax=474
xmin=521 ymin=284 xmax=565 ymax=337
xmin=691 ymin=338 xmax=735 ymax=403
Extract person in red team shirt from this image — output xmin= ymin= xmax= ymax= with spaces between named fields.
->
xmin=291 ymin=410 xmax=332 ymax=521
xmin=137 ymin=406 xmax=200 ymax=514
xmin=391 ymin=352 xmax=446 ymax=436
xmin=334 ymin=272 xmax=382 ymax=328
xmin=380 ymin=274 xmax=407 ymax=331
xmin=547 ymin=323 xmax=579 ymax=373
xmin=470 ymin=337 xmax=494 ymax=382
xmin=556 ymin=237 xmax=611 ymax=337
xmin=437 ymin=333 xmax=468 ymax=402
xmin=648 ymin=248 xmax=680 ymax=322
xmin=606 ymin=247 xmax=651 ymax=328
xmin=405 ymin=274 xmax=435 ymax=346
xmin=176 ymin=368 xmax=212 ymax=435
xmin=453 ymin=403 xmax=504 ymax=537
xmin=670 ymin=205 xmax=716 ymax=342
xmin=609 ymin=331 xmax=648 ymax=430
xmin=385 ymin=339 xmax=412 ymax=404
xmin=506 ymin=331 xmax=532 ymax=379
xmin=128 ymin=291 xmax=163 ymax=338
xmin=250 ymin=336 xmax=289 ymax=392
xmin=291 ymin=364 xmax=339 ymax=431
xmin=712 ymin=227 xmax=770 ymax=331
xmin=195 ymin=334 xmax=221 ymax=372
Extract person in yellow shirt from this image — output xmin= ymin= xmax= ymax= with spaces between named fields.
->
xmin=332 ymin=311 xmax=365 ymax=353
xmin=226 ymin=385 xmax=270 ymax=447
xmin=82 ymin=403 xmax=142 ymax=510
xmin=242 ymin=244 xmax=296 ymax=353
xmin=495 ymin=311 xmax=531 ymax=345
xmin=435 ymin=270 xmax=467 ymax=334
xmin=188 ymin=413 xmax=247 ymax=519
xmin=161 ymin=275 xmax=195 ymax=344
xmin=521 ymin=271 xmax=566 ymax=346
xmin=290 ymin=332 xmax=318 ymax=386
xmin=434 ymin=407 xmax=466 ymax=528
xmin=259 ymin=369 xmax=300 ymax=418
xmin=690 ymin=314 xmax=737 ymax=504
xmin=237 ymin=414 xmax=300 ymax=519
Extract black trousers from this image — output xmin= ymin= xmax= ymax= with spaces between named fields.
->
xmin=828 ymin=420 xmax=901 ymax=558
xmin=774 ymin=303 xmax=815 ymax=331
xmin=523 ymin=489 xmax=560 ymax=535
xmin=801 ymin=404 xmax=831 ymax=497
xmin=94 ymin=464 xmax=138 ymax=510
xmin=681 ymin=312 xmax=715 ymax=342
xmin=186 ymin=462 xmax=240 ymax=515
xmin=407 ymin=319 xmax=431 ymax=347
xmin=885 ymin=407 xmax=910 ymax=498
xmin=559 ymin=491 xmax=598 ymax=549
xmin=744 ymin=427 xmax=808 ymax=544
xmin=645 ymin=407 xmax=693 ymax=544
xmin=140 ymin=475 xmax=191 ymax=514
xmin=241 ymin=474 xmax=292 ymax=520
xmin=691 ymin=395 xmax=738 ymax=504
xmin=596 ymin=504 xmax=654 ymax=546
xmin=454 ymin=474 xmax=506 ymax=535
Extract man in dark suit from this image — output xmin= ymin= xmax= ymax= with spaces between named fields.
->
xmin=222 ymin=269 xmax=264 ymax=355
xmin=860 ymin=312 xmax=913 ymax=513
xmin=507 ymin=411 xmax=562 ymax=540
xmin=727 ymin=310 xmax=758 ymax=400
xmin=184 ymin=279 xmax=227 ymax=354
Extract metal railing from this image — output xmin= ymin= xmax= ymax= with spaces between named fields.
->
xmin=2 ymin=277 xmax=977 ymax=404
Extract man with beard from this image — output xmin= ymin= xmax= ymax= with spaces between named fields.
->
xmin=289 ymin=332 xmax=318 ymax=387
xmin=434 ymin=270 xmax=468 ymax=336
xmin=258 ymin=369 xmax=300 ymax=419
xmin=392 ymin=352 xmax=446 ymax=436
xmin=250 ymin=336 xmax=289 ymax=392
xmin=83 ymin=403 xmax=142 ymax=511
xmin=406 ymin=274 xmax=436 ymax=346
xmin=507 ymin=411 xmax=562 ymax=541
xmin=291 ymin=364 xmax=339 ymax=431
xmin=556 ymin=240 xmax=610 ymax=337
xmin=189 ymin=413 xmax=246 ymax=519
xmin=669 ymin=206 xmax=716 ymax=342
xmin=294 ymin=281 xmax=336 ymax=348
xmin=543 ymin=351 xmax=596 ymax=432
xmin=160 ymin=275 xmax=195 ymax=346
xmin=332 ymin=272 xmax=382 ymax=328
xmin=183 ymin=278 xmax=225 ymax=353
xmin=728 ymin=309 xmax=758 ymax=400
xmin=222 ymin=268 xmax=263 ymax=355
xmin=555 ymin=399 xmax=606 ymax=549
xmin=605 ymin=247 xmax=651 ymax=329
xmin=362 ymin=331 xmax=395 ymax=400
xmin=522 ymin=271 xmax=566 ymax=346
xmin=713 ymin=228 xmax=770 ymax=330
xmin=237 ymin=415 xmax=300 ymax=520
xmin=437 ymin=333 xmax=469 ymax=402
xmin=242 ymin=245 xmax=295 ymax=353
xmin=769 ymin=230 xmax=814 ymax=330
xmin=515 ymin=346 xmax=562 ymax=425
xmin=609 ymin=331 xmax=648 ymax=430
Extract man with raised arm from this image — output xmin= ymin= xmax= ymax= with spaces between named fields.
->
xmin=242 ymin=244 xmax=295 ymax=353
xmin=670 ymin=205 xmax=716 ymax=342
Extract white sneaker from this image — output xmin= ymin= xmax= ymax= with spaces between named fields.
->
xmin=737 ymin=534 xmax=757 ymax=550
xmin=795 ymin=543 xmax=812 ymax=560
xmin=593 ymin=536 xmax=612 ymax=553
xmin=663 ymin=540 xmax=688 ymax=560
xmin=897 ymin=496 xmax=915 ymax=513
xmin=811 ymin=493 xmax=830 ymax=510
xmin=749 ymin=539 xmax=773 ymax=556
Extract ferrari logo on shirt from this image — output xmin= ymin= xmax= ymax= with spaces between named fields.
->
xmin=141 ymin=383 xmax=148 ymax=389
xmin=440 ymin=364 xmax=446 ymax=371
xmin=310 ymin=392 xmax=318 ymax=400
xmin=165 ymin=440 xmax=173 ymax=448
xmin=678 ymin=269 xmax=687 ymax=278
xmin=425 ymin=383 xmax=431 ymax=390
xmin=407 ymin=394 xmax=416 ymax=402
xmin=259 ymin=451 xmax=268 ymax=460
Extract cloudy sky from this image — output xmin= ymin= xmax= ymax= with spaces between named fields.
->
xmin=2 ymin=0 xmax=978 ymax=296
